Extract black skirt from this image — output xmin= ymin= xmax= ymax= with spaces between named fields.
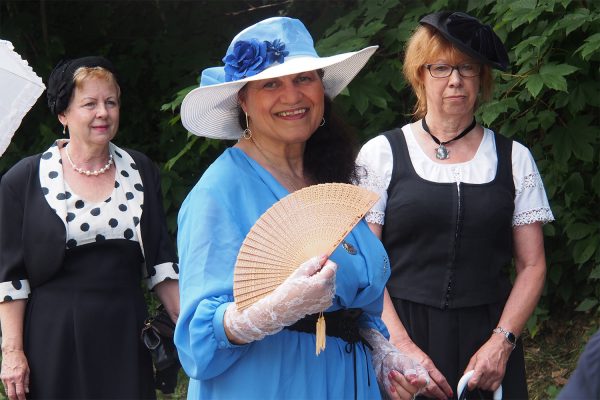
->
xmin=391 ymin=297 xmax=528 ymax=400
xmin=24 ymin=240 xmax=155 ymax=399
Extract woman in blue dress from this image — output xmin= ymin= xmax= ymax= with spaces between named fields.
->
xmin=175 ymin=17 xmax=429 ymax=400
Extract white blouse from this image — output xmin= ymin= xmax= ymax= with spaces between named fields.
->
xmin=356 ymin=124 xmax=555 ymax=227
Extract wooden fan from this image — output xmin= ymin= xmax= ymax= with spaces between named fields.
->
xmin=233 ymin=182 xmax=378 ymax=309
xmin=232 ymin=183 xmax=378 ymax=354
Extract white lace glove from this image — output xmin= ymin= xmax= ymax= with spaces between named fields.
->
xmin=361 ymin=328 xmax=430 ymax=396
xmin=224 ymin=255 xmax=337 ymax=344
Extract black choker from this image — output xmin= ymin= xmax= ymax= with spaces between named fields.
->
xmin=421 ymin=117 xmax=477 ymax=160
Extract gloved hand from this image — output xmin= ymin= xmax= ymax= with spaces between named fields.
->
xmin=224 ymin=254 xmax=337 ymax=344
xmin=361 ymin=328 xmax=430 ymax=399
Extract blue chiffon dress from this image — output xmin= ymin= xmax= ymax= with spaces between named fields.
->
xmin=175 ymin=148 xmax=391 ymax=399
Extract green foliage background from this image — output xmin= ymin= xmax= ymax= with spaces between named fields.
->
xmin=1 ymin=0 xmax=598 ymax=398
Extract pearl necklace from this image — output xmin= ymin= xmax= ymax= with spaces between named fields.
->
xmin=65 ymin=145 xmax=114 ymax=176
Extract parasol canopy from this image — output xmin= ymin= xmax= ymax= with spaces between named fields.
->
xmin=0 ymin=40 xmax=45 ymax=157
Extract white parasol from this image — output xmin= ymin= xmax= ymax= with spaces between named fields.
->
xmin=0 ymin=40 xmax=45 ymax=157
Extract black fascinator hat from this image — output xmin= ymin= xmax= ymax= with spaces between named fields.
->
xmin=46 ymin=56 xmax=118 ymax=115
xmin=420 ymin=11 xmax=509 ymax=71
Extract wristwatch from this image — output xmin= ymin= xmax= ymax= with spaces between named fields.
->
xmin=493 ymin=326 xmax=517 ymax=350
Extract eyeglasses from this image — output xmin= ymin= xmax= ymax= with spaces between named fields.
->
xmin=424 ymin=63 xmax=481 ymax=78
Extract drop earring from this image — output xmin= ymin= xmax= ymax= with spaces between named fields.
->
xmin=62 ymin=124 xmax=67 ymax=135
xmin=243 ymin=113 xmax=252 ymax=139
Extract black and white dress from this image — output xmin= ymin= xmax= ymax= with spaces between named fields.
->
xmin=0 ymin=140 xmax=178 ymax=399
xmin=357 ymin=125 xmax=554 ymax=399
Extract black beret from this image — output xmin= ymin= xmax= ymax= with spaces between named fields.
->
xmin=46 ymin=56 xmax=118 ymax=115
xmin=420 ymin=11 xmax=509 ymax=71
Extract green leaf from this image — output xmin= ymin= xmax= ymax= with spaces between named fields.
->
xmin=563 ymin=172 xmax=584 ymax=198
xmin=564 ymin=117 xmax=598 ymax=162
xmin=590 ymin=265 xmax=600 ymax=280
xmin=592 ymin=172 xmax=600 ymax=197
xmin=510 ymin=0 xmax=538 ymax=11
xmin=536 ymin=110 xmax=557 ymax=131
xmin=543 ymin=223 xmax=556 ymax=237
xmin=513 ymin=35 xmax=546 ymax=60
xmin=164 ymin=135 xmax=198 ymax=171
xmin=567 ymin=85 xmax=590 ymax=115
xmin=525 ymin=74 xmax=544 ymax=97
xmin=161 ymin=85 xmax=195 ymax=113
xmin=574 ymin=298 xmax=598 ymax=312
xmin=354 ymin=94 xmax=369 ymax=115
xmin=576 ymin=33 xmax=600 ymax=60
xmin=565 ymin=222 xmax=596 ymax=241
xmin=548 ymin=8 xmax=590 ymax=36
xmin=582 ymin=84 xmax=600 ymax=107
xmin=540 ymin=73 xmax=568 ymax=92
xmin=545 ymin=127 xmax=572 ymax=165
xmin=539 ymin=64 xmax=579 ymax=92
xmin=573 ymin=236 xmax=599 ymax=264
xmin=358 ymin=21 xmax=386 ymax=37
xmin=548 ymin=263 xmax=563 ymax=285
xmin=316 ymin=28 xmax=358 ymax=54
xmin=540 ymin=64 xmax=579 ymax=77
xmin=571 ymin=138 xmax=595 ymax=162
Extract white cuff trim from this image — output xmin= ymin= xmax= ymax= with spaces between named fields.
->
xmin=146 ymin=262 xmax=179 ymax=289
xmin=365 ymin=210 xmax=385 ymax=225
xmin=0 ymin=280 xmax=30 ymax=302
xmin=513 ymin=208 xmax=555 ymax=226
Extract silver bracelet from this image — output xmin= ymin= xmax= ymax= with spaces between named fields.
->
xmin=493 ymin=326 xmax=517 ymax=350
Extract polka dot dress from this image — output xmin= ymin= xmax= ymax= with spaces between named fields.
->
xmin=0 ymin=140 xmax=178 ymax=302
xmin=40 ymin=140 xmax=143 ymax=249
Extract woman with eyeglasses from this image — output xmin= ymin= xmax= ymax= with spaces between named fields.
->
xmin=357 ymin=11 xmax=554 ymax=399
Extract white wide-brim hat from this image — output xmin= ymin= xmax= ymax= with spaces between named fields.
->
xmin=181 ymin=17 xmax=378 ymax=140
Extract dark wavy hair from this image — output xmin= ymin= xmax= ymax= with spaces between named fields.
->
xmin=236 ymin=96 xmax=359 ymax=185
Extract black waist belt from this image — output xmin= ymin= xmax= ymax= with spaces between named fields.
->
xmin=284 ymin=308 xmax=372 ymax=400
xmin=285 ymin=308 xmax=365 ymax=344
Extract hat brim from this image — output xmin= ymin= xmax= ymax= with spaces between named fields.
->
xmin=181 ymin=46 xmax=378 ymax=139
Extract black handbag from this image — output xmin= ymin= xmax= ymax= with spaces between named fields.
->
xmin=141 ymin=305 xmax=181 ymax=394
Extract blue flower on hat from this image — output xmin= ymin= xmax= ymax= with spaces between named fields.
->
xmin=223 ymin=39 xmax=289 ymax=81
xmin=265 ymin=39 xmax=289 ymax=65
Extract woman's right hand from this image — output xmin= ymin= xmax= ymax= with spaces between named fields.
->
xmin=224 ymin=254 xmax=337 ymax=344
xmin=0 ymin=348 xmax=29 ymax=400
xmin=391 ymin=337 xmax=452 ymax=399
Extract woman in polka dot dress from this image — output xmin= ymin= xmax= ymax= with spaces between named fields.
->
xmin=0 ymin=56 xmax=179 ymax=399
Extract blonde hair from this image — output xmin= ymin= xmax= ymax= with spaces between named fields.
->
xmin=72 ymin=66 xmax=121 ymax=100
xmin=402 ymin=25 xmax=493 ymax=119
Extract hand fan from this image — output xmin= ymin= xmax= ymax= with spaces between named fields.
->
xmin=233 ymin=182 xmax=379 ymax=354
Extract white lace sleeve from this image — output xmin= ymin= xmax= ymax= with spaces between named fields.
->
xmin=356 ymin=135 xmax=394 ymax=226
xmin=512 ymin=142 xmax=555 ymax=226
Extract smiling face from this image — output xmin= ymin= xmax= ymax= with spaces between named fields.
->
xmin=58 ymin=76 xmax=120 ymax=146
xmin=239 ymin=70 xmax=325 ymax=147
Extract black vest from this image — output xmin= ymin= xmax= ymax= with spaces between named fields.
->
xmin=382 ymin=129 xmax=515 ymax=309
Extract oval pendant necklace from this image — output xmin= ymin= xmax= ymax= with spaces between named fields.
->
xmin=421 ymin=117 xmax=477 ymax=160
